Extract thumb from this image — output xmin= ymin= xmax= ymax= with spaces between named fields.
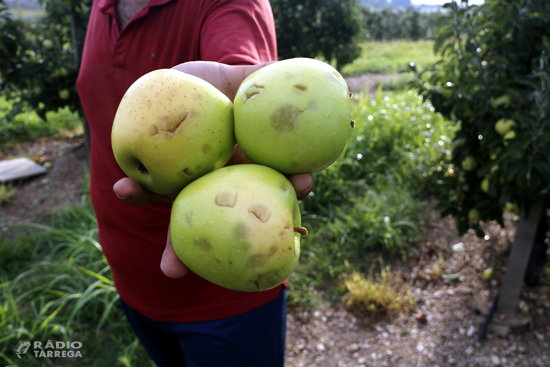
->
xmin=160 ymin=231 xmax=189 ymax=278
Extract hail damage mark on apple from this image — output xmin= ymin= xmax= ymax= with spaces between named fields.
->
xmin=185 ymin=212 xmax=193 ymax=226
xmin=249 ymin=253 xmax=268 ymax=268
xmin=278 ymin=228 xmax=288 ymax=237
xmin=193 ymin=237 xmax=212 ymax=252
xmin=215 ymin=191 xmax=237 ymax=208
xmin=244 ymin=84 xmax=265 ymax=101
xmin=148 ymin=111 xmax=189 ymax=137
xmin=248 ymin=203 xmax=271 ymax=223
xmin=252 ymin=272 xmax=281 ymax=290
xmin=202 ymin=143 xmax=212 ymax=154
xmin=271 ymin=105 xmax=304 ymax=132
xmin=180 ymin=167 xmax=192 ymax=176
xmin=233 ymin=222 xmax=249 ymax=239
xmin=249 ymin=246 xmax=278 ymax=268
xmin=308 ymin=100 xmax=318 ymax=110
xmin=136 ymin=160 xmax=148 ymax=174
xmin=292 ymin=84 xmax=307 ymax=92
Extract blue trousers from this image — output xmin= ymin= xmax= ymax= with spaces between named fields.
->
xmin=120 ymin=289 xmax=286 ymax=367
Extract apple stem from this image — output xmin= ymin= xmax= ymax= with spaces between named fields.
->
xmin=293 ymin=226 xmax=309 ymax=236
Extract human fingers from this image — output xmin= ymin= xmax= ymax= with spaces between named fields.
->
xmin=288 ymin=173 xmax=314 ymax=200
xmin=160 ymin=231 xmax=189 ymax=279
xmin=113 ymin=177 xmax=174 ymax=206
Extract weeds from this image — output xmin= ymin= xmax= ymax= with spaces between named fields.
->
xmin=0 ymin=200 xmax=151 ymax=366
xmin=0 ymin=184 xmax=16 ymax=204
xmin=341 ymin=266 xmax=416 ymax=316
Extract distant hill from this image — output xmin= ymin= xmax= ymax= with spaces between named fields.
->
xmin=5 ymin=0 xmax=42 ymax=9
xmin=360 ymin=0 xmax=444 ymax=11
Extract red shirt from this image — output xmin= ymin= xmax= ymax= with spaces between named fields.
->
xmin=76 ymin=0 xmax=280 ymax=322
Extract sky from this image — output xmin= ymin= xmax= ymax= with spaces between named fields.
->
xmin=411 ymin=0 xmax=484 ymax=5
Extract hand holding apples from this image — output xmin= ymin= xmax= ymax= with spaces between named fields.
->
xmin=111 ymin=62 xmax=316 ymax=283
xmin=111 ymin=58 xmax=352 ymax=290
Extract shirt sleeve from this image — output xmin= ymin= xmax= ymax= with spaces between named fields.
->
xmin=199 ymin=0 xmax=278 ymax=65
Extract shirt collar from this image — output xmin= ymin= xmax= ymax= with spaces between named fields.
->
xmin=98 ymin=0 xmax=176 ymax=16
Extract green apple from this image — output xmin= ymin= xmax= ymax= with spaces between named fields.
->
xmin=503 ymin=130 xmax=516 ymax=140
xmin=461 ymin=156 xmax=477 ymax=171
xmin=233 ymin=58 xmax=353 ymax=174
xmin=170 ymin=164 xmax=304 ymax=292
xmin=111 ymin=69 xmax=235 ymax=195
xmin=504 ymin=202 xmax=519 ymax=214
xmin=468 ymin=208 xmax=480 ymax=223
xmin=42 ymin=39 xmax=54 ymax=49
xmin=480 ymin=176 xmax=490 ymax=193
xmin=58 ymin=89 xmax=70 ymax=100
xmin=494 ymin=118 xmax=515 ymax=136
xmin=482 ymin=267 xmax=494 ymax=281
xmin=490 ymin=95 xmax=511 ymax=108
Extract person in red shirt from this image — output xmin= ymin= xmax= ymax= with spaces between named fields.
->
xmin=76 ymin=0 xmax=313 ymax=366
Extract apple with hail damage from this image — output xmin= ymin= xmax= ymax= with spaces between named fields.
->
xmin=111 ymin=68 xmax=235 ymax=195
xmin=233 ymin=58 xmax=354 ymax=174
xmin=169 ymin=164 xmax=307 ymax=292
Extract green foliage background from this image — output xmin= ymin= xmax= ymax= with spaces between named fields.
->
xmin=362 ymin=7 xmax=442 ymax=41
xmin=414 ymin=0 xmax=550 ymax=233
xmin=270 ymin=0 xmax=364 ymax=70
xmin=0 ymin=96 xmax=81 ymax=148
xmin=0 ymin=0 xmax=90 ymax=117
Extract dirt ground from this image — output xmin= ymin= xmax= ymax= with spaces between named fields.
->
xmin=0 ymin=135 xmax=88 ymax=234
xmin=1 ymin=136 xmax=549 ymax=367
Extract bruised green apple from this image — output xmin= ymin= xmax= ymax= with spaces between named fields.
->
xmin=170 ymin=164 xmax=305 ymax=292
xmin=111 ymin=69 xmax=235 ymax=195
xmin=233 ymin=58 xmax=353 ymax=174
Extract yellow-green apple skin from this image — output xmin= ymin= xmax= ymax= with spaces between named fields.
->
xmin=111 ymin=69 xmax=235 ymax=195
xmin=494 ymin=118 xmax=515 ymax=136
xmin=233 ymin=58 xmax=353 ymax=174
xmin=170 ymin=164 xmax=302 ymax=292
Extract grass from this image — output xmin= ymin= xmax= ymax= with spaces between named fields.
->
xmin=342 ymin=40 xmax=438 ymax=76
xmin=0 ymin=191 xmax=153 ymax=366
xmin=341 ymin=266 xmax=417 ymax=316
xmin=0 ymin=184 xmax=16 ymax=204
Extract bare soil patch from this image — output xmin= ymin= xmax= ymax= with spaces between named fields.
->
xmin=286 ymin=215 xmax=550 ymax=367
xmin=0 ymin=135 xmax=88 ymax=234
